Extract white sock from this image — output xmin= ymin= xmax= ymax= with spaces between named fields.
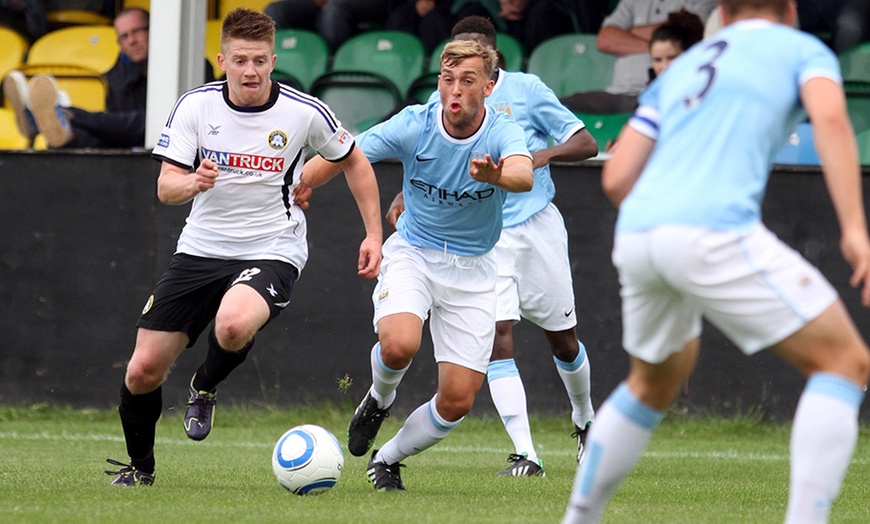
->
xmin=369 ymin=342 xmax=409 ymax=409
xmin=377 ymin=396 xmax=461 ymax=464
xmin=554 ymin=341 xmax=595 ymax=427
xmin=785 ymin=373 xmax=864 ymax=524
xmin=488 ymin=359 xmax=537 ymax=462
xmin=564 ymin=382 xmax=662 ymax=524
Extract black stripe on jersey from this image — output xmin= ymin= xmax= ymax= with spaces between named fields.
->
xmin=281 ymin=148 xmax=305 ymax=220
xmin=165 ymin=81 xmax=225 ymax=128
xmin=277 ymin=84 xmax=340 ymax=133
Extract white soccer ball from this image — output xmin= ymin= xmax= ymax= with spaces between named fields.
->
xmin=272 ymin=424 xmax=344 ymax=495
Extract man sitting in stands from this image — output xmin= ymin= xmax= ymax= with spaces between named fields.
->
xmin=2 ymin=7 xmax=214 ymax=149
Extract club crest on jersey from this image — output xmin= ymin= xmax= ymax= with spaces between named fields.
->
xmin=200 ymin=147 xmax=285 ymax=172
xmin=268 ymin=130 xmax=288 ymax=150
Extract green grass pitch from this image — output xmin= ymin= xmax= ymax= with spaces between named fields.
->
xmin=0 ymin=404 xmax=868 ymax=523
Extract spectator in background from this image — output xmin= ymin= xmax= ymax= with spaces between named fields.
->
xmin=835 ymin=0 xmax=870 ymax=51
xmin=0 ymin=0 xmax=46 ymax=43
xmin=647 ymin=9 xmax=704 ymax=81
xmin=264 ymin=0 xmax=394 ymax=50
xmin=2 ymin=7 xmax=214 ymax=149
xmin=384 ymin=0 xmax=456 ymax=52
xmin=453 ymin=0 xmax=607 ymax=52
xmin=560 ymin=0 xmax=716 ymax=114
xmin=605 ymin=9 xmax=703 ymax=153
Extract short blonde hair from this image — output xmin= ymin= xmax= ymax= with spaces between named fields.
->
xmin=440 ymin=40 xmax=498 ymax=80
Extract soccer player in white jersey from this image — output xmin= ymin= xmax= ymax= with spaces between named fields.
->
xmin=301 ymin=40 xmax=534 ymax=492
xmin=564 ymin=0 xmax=870 ymax=522
xmin=386 ymin=16 xmax=600 ymax=477
xmin=104 ymin=8 xmax=382 ymax=486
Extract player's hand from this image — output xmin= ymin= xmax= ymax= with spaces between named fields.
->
xmin=195 ymin=158 xmax=219 ymax=192
xmin=358 ymin=235 xmax=382 ymax=279
xmin=841 ymin=228 xmax=870 ymax=306
xmin=385 ymin=192 xmax=405 ymax=230
xmin=293 ymin=180 xmax=313 ymax=210
xmin=470 ymin=154 xmax=504 ymax=186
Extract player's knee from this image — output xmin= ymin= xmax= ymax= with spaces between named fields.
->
xmin=213 ymin=320 xmax=254 ymax=351
xmin=436 ymin=395 xmax=474 ymax=422
xmin=377 ymin=335 xmax=418 ymax=368
xmin=545 ymin=328 xmax=579 ymax=361
xmin=848 ymin=341 xmax=870 ymax=386
xmin=551 ymin=342 xmax=579 ymax=363
xmin=125 ymin=361 xmax=164 ymax=394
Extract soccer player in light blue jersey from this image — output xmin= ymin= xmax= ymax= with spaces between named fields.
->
xmin=564 ymin=1 xmax=870 ymax=522
xmin=387 ymin=15 xmax=600 ymax=477
xmin=302 ymin=39 xmax=534 ymax=492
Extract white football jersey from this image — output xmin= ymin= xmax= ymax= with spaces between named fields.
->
xmin=153 ymin=81 xmax=353 ymax=272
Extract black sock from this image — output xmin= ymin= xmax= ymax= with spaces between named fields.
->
xmin=118 ymin=382 xmax=161 ymax=473
xmin=191 ymin=327 xmax=254 ymax=393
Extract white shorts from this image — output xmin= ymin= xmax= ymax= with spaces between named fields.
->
xmin=372 ymin=233 xmax=498 ymax=373
xmin=494 ymin=203 xmax=577 ymax=331
xmin=612 ymin=223 xmax=837 ymax=364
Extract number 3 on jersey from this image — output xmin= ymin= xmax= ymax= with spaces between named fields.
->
xmin=684 ymin=40 xmax=729 ymax=108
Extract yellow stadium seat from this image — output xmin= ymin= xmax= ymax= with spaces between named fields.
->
xmin=0 ymin=107 xmax=30 ymax=149
xmin=17 ymin=64 xmax=108 ymax=112
xmin=123 ymin=0 xmax=151 ymax=10
xmin=0 ymin=27 xmax=28 ymax=83
xmin=27 ymin=25 xmax=120 ymax=74
xmin=46 ymin=10 xmax=112 ymax=29
xmin=205 ymin=19 xmax=223 ymax=79
xmin=219 ymin=0 xmax=272 ymax=18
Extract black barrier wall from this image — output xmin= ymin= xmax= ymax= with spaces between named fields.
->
xmin=1 ymin=151 xmax=868 ymax=420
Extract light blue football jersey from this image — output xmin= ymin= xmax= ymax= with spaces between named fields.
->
xmin=428 ymin=70 xmax=585 ymax=227
xmin=356 ymin=103 xmax=530 ymax=256
xmin=617 ymin=19 xmax=841 ymax=234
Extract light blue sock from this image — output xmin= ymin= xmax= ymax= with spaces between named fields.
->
xmin=785 ymin=373 xmax=864 ymax=523
xmin=564 ymin=382 xmax=662 ymax=523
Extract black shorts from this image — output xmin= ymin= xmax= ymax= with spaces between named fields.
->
xmin=136 ymin=253 xmax=299 ymax=347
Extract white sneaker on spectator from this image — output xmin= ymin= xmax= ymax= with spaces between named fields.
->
xmin=2 ymin=71 xmax=37 ymax=141
xmin=27 ymin=75 xmax=72 ymax=148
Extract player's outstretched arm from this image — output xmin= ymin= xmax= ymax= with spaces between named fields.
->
xmin=157 ymin=158 xmax=218 ymax=205
xmin=802 ymin=77 xmax=870 ymax=305
xmin=532 ymin=128 xmax=599 ymax=169
xmin=601 ymin=126 xmax=655 ymax=207
xmin=335 ymin=146 xmax=383 ymax=279
xmin=470 ymin=154 xmax=533 ymax=192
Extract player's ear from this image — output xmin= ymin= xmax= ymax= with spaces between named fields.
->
xmin=217 ymin=53 xmax=227 ymax=73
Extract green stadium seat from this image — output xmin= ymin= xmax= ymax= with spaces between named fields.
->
xmin=332 ymin=31 xmax=425 ymax=99
xmin=408 ymin=72 xmax=439 ymax=104
xmin=847 ymin=92 xmax=870 ymax=134
xmin=428 ymin=38 xmax=449 ymax=73
xmin=574 ymin=111 xmax=630 ymax=151
xmin=309 ymin=71 xmax=402 ymax=135
xmin=273 ymin=29 xmax=329 ymax=92
xmin=527 ymin=33 xmax=614 ymax=98
xmin=496 ymin=33 xmax=525 ymax=71
xmin=839 ymin=42 xmax=870 ymax=84
xmin=857 ymin=127 xmax=870 ymax=166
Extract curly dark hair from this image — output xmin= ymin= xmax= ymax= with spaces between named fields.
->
xmin=650 ymin=9 xmax=705 ymax=52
